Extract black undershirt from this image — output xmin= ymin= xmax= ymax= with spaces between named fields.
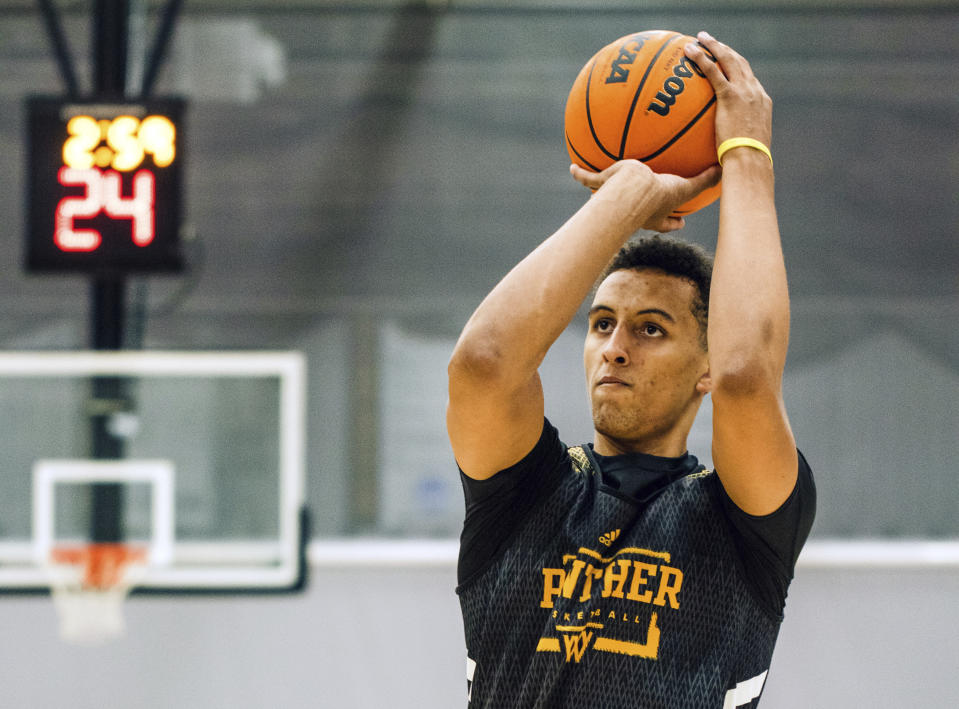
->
xmin=458 ymin=419 xmax=816 ymax=618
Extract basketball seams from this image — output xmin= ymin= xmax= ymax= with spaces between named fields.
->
xmin=618 ymin=33 xmax=683 ymax=160
xmin=584 ymin=56 xmax=619 ymax=162
xmin=566 ymin=132 xmax=602 ymax=172
xmin=640 ymin=95 xmax=716 ymax=163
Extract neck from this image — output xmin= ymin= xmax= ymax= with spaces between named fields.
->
xmin=592 ymin=430 xmax=689 ymax=458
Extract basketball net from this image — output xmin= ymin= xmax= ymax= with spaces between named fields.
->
xmin=46 ymin=543 xmax=148 ymax=645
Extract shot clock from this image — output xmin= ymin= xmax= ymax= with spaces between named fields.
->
xmin=25 ymin=97 xmax=186 ymax=273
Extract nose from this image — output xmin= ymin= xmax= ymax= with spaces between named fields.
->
xmin=602 ymin=326 xmax=630 ymax=365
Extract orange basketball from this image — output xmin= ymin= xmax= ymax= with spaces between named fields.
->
xmin=565 ymin=30 xmax=720 ymax=216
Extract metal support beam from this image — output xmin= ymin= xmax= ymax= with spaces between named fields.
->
xmin=36 ymin=0 xmax=80 ymax=97
xmin=90 ymin=0 xmax=132 ymax=544
xmin=141 ymin=0 xmax=184 ymax=97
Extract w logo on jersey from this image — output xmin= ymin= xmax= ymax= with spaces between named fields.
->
xmin=538 ymin=614 xmax=662 ymax=664
xmin=561 ymin=628 xmax=595 ymax=663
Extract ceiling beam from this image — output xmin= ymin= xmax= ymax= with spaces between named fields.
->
xmin=1 ymin=0 xmax=956 ymax=12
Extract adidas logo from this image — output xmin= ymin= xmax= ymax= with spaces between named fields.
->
xmin=598 ymin=529 xmax=620 ymax=547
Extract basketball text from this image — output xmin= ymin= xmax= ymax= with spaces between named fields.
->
xmin=605 ymin=38 xmax=646 ymax=84
xmin=647 ymin=56 xmax=704 ymax=116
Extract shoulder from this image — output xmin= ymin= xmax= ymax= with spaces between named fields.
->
xmin=459 ymin=418 xmax=568 ymax=507
xmin=717 ymin=448 xmax=816 ymax=525
xmin=457 ymin=419 xmax=576 ymax=588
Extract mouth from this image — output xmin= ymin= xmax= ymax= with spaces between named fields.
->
xmin=597 ymin=376 xmax=629 ymax=387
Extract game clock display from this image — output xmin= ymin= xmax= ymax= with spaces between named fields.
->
xmin=25 ymin=97 xmax=186 ymax=274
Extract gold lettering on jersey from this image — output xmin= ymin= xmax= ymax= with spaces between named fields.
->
xmin=603 ymin=559 xmax=631 ymax=598
xmin=541 ymin=568 xmax=565 ymax=608
xmin=627 ymin=560 xmax=657 ymax=602
xmin=653 ymin=565 xmax=683 ymax=608
xmin=541 ymin=554 xmax=683 ymax=610
xmin=536 ymin=545 xmax=683 ymax=664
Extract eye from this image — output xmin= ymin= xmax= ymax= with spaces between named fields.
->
xmin=592 ymin=318 xmax=613 ymax=332
xmin=640 ymin=323 xmax=664 ymax=337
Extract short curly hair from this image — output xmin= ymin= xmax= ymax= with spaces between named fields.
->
xmin=599 ymin=235 xmax=713 ymax=348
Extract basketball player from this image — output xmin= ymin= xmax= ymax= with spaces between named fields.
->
xmin=447 ymin=32 xmax=815 ymax=707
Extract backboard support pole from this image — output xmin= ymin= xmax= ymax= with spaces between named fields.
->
xmin=89 ymin=0 xmax=132 ymax=546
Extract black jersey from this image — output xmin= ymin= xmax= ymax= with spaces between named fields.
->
xmin=457 ymin=419 xmax=815 ymax=708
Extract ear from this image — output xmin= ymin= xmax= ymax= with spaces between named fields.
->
xmin=695 ymin=367 xmax=712 ymax=395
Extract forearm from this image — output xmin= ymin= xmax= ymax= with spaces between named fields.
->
xmin=685 ymin=31 xmax=797 ymax=513
xmin=708 ymin=149 xmax=790 ymax=388
xmin=451 ymin=170 xmax=661 ymax=378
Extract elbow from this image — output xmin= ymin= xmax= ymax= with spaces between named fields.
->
xmin=709 ymin=315 xmax=788 ymax=397
xmin=448 ymin=327 xmax=542 ymax=393
xmin=710 ymin=353 xmax=781 ymax=398
xmin=448 ymin=335 xmax=507 ymax=386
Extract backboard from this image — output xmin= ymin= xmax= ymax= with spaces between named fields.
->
xmin=0 ymin=351 xmax=307 ymax=592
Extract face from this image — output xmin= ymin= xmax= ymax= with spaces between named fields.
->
xmin=583 ymin=268 xmax=709 ymax=456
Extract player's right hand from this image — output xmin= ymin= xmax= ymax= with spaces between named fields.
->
xmin=570 ymin=160 xmax=721 ymax=233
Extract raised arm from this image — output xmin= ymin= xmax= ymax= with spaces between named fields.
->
xmin=447 ymin=162 xmax=720 ymax=480
xmin=686 ymin=33 xmax=798 ymax=515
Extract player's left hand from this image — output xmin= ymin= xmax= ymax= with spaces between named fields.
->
xmin=684 ymin=32 xmax=772 ymax=151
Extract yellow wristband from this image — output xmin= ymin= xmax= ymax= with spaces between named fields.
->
xmin=717 ymin=137 xmax=773 ymax=166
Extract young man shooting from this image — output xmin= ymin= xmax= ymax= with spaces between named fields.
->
xmin=448 ymin=32 xmax=815 ymax=708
